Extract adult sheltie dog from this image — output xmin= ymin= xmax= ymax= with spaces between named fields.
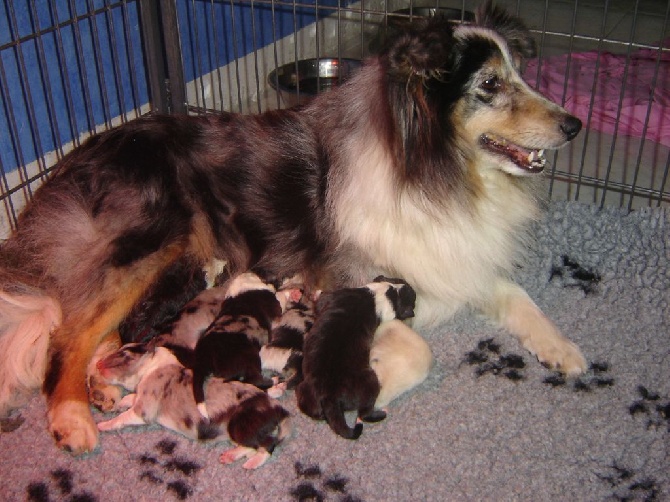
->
xmin=0 ymin=2 xmax=586 ymax=454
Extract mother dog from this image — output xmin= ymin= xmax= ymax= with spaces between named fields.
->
xmin=0 ymin=2 xmax=585 ymax=454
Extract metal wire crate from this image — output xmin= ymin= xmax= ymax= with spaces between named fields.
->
xmin=1 ymin=0 xmax=668 ymax=239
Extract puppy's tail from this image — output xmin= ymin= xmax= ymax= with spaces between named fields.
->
xmin=0 ymin=290 xmax=61 ymax=416
xmin=322 ymin=399 xmax=363 ymax=440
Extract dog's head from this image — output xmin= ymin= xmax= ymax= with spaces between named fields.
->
xmin=380 ymin=1 xmax=581 ymax=180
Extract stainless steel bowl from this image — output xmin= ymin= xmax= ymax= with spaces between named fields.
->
xmin=268 ymin=58 xmax=362 ymax=108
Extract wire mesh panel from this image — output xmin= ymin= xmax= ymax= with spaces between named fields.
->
xmin=0 ymin=0 xmax=150 ymax=238
xmin=0 ymin=0 xmax=668 ymax=242
xmin=177 ymin=0 xmax=670 ymax=209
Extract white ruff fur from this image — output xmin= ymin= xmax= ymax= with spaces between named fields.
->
xmin=333 ymin=136 xmax=539 ymax=327
xmin=0 ymin=292 xmax=61 ymax=414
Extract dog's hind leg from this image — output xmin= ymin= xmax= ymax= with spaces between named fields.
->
xmin=43 ymin=245 xmax=185 ymax=454
xmin=486 ymin=279 xmax=587 ymax=376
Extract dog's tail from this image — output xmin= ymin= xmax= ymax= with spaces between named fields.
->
xmin=322 ymin=399 xmax=363 ymax=440
xmin=0 ymin=290 xmax=62 ymax=416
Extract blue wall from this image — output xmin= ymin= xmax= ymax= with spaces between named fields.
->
xmin=0 ymin=0 xmax=342 ymax=178
xmin=177 ymin=0 xmax=340 ymax=83
xmin=0 ymin=0 xmax=147 ymax=177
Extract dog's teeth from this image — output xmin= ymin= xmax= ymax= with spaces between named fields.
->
xmin=527 ymin=151 xmax=536 ymax=163
xmin=538 ymin=149 xmax=545 ymax=158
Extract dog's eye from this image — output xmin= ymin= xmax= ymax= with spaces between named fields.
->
xmin=481 ymin=76 xmax=500 ymax=92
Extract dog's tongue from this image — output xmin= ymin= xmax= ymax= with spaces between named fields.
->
xmin=481 ymin=135 xmax=546 ymax=172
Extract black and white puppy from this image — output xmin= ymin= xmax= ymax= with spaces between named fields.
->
xmin=96 ymin=342 xmax=291 ymax=469
xmin=192 ymin=272 xmax=282 ymax=418
xmin=296 ymin=278 xmax=416 ymax=439
xmin=260 ymin=286 xmax=315 ymax=389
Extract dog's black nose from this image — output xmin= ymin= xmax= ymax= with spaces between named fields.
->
xmin=560 ymin=115 xmax=582 ymax=141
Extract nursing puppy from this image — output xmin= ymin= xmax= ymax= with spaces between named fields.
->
xmin=370 ymin=320 xmax=433 ymax=408
xmin=192 ymin=272 xmax=281 ymax=417
xmin=0 ymin=2 xmax=586 ymax=453
xmin=96 ymin=342 xmax=291 ymax=469
xmin=87 ymin=258 xmax=223 ymax=412
xmin=296 ymin=279 xmax=416 ymax=439
xmin=260 ymin=286 xmax=315 ymax=389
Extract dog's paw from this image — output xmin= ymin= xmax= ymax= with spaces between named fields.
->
xmin=48 ymin=401 xmax=99 ymax=455
xmin=88 ymin=375 xmax=123 ymax=412
xmin=524 ymin=333 xmax=587 ymax=376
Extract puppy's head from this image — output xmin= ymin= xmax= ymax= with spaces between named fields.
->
xmin=368 ymin=277 xmax=416 ymax=322
xmin=95 ymin=342 xmax=152 ymax=389
xmin=227 ymin=394 xmax=291 ymax=452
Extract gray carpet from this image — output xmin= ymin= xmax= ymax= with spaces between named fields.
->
xmin=0 ymin=201 xmax=668 ymax=502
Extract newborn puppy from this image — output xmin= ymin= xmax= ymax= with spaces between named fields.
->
xmin=96 ymin=342 xmax=291 ymax=469
xmin=370 ymin=320 xmax=433 ymax=408
xmin=296 ymin=278 xmax=416 ymax=439
xmin=87 ymin=259 xmax=226 ymax=412
xmin=193 ymin=272 xmax=282 ymax=417
xmin=260 ymin=286 xmax=315 ymax=389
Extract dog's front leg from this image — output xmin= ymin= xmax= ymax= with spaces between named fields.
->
xmin=484 ymin=279 xmax=587 ymax=376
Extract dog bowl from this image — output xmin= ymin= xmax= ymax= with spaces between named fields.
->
xmin=268 ymin=58 xmax=362 ymax=108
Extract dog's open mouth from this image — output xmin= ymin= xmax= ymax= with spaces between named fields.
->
xmin=480 ymin=134 xmax=547 ymax=173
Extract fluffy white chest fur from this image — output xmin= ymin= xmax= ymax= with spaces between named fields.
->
xmin=334 ymin=139 xmax=540 ymax=326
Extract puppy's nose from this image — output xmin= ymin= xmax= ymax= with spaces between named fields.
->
xmin=560 ymin=115 xmax=582 ymax=141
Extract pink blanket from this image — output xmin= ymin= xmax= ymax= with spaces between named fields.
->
xmin=524 ymin=42 xmax=670 ymax=148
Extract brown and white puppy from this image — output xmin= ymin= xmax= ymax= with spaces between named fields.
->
xmin=370 ymin=320 xmax=433 ymax=409
xmin=296 ymin=279 xmax=416 ymax=439
xmin=192 ymin=272 xmax=282 ymax=418
xmin=96 ymin=342 xmax=290 ymax=469
xmin=0 ymin=2 xmax=585 ymax=453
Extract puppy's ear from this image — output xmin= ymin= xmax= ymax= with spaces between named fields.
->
xmin=382 ymin=17 xmax=454 ymax=84
xmin=475 ymin=0 xmax=536 ymax=59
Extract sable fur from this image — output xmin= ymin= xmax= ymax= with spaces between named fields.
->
xmin=296 ymin=280 xmax=416 ymax=439
xmin=0 ymin=2 xmax=586 ymax=453
xmin=370 ymin=319 xmax=433 ymax=408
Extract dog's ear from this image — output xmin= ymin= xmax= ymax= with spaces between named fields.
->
xmin=381 ymin=17 xmax=454 ymax=84
xmin=475 ymin=0 xmax=536 ymax=60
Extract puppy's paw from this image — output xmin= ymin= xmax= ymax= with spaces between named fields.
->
xmin=88 ymin=375 xmax=123 ymax=412
xmin=524 ymin=334 xmax=587 ymax=376
xmin=220 ymin=445 xmax=256 ymax=465
xmin=242 ymin=449 xmax=271 ymax=469
xmin=48 ymin=400 xmax=99 ymax=455
xmin=267 ymin=380 xmax=287 ymax=399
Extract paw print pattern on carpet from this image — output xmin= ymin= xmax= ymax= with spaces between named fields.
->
xmin=464 ymin=338 xmax=526 ymax=381
xmin=0 ymin=410 xmax=25 ymax=432
xmin=543 ymin=362 xmax=614 ymax=391
xmin=549 ymin=255 xmax=601 ymax=295
xmin=629 ymin=386 xmax=670 ymax=431
xmin=290 ymin=461 xmax=363 ymax=501
xmin=135 ymin=439 xmax=202 ymax=500
xmin=26 ymin=468 xmax=97 ymax=502
xmin=597 ymin=462 xmax=660 ymax=501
